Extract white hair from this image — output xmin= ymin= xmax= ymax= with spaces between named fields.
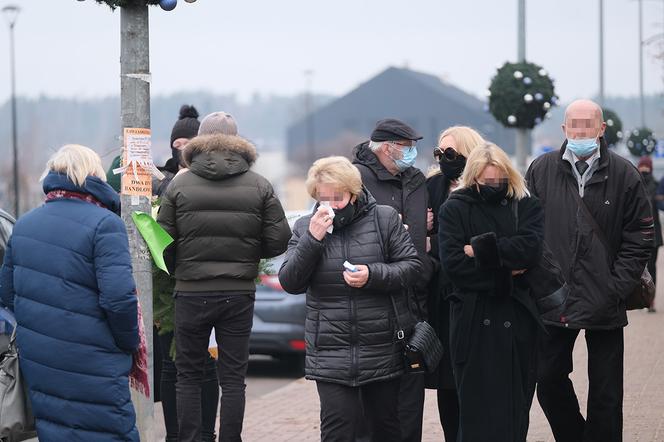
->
xmin=368 ymin=140 xmax=388 ymax=151
xmin=41 ymin=144 xmax=107 ymax=186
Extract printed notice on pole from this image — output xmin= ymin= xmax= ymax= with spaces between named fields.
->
xmin=115 ymin=128 xmax=164 ymax=197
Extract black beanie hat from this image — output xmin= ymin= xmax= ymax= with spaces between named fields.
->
xmin=170 ymin=105 xmax=200 ymax=147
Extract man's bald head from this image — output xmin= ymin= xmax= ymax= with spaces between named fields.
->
xmin=563 ymin=99 xmax=606 ymax=140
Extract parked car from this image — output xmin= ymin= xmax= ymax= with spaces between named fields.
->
xmin=249 ymin=210 xmax=309 ymax=362
xmin=0 ymin=208 xmax=16 ymax=351
xmin=0 ymin=208 xmax=15 ymax=265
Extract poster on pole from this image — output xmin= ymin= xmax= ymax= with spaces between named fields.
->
xmin=114 ymin=128 xmax=164 ymax=199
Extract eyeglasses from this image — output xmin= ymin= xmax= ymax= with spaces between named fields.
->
xmin=389 ymin=142 xmax=416 ymax=154
xmin=434 ymin=147 xmax=463 ymax=162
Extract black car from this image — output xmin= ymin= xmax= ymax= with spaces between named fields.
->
xmin=249 ymin=211 xmax=307 ymax=362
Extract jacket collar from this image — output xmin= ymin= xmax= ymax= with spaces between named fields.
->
xmin=42 ymin=171 xmax=121 ymax=214
xmin=352 ymin=141 xmax=422 ymax=185
xmin=557 ymin=137 xmax=610 ymax=183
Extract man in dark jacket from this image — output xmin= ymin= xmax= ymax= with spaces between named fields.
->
xmin=352 ymin=118 xmax=433 ymax=442
xmin=526 ymin=99 xmax=653 ymax=441
xmin=157 ymin=122 xmax=291 ymax=442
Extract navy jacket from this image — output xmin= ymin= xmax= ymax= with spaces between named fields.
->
xmin=0 ymin=172 xmax=139 ymax=442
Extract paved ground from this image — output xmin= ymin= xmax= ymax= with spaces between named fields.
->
xmin=240 ymin=307 xmax=664 ymax=441
xmin=153 ymin=356 xmax=303 ymax=440
xmin=239 ymin=254 xmax=664 ymax=441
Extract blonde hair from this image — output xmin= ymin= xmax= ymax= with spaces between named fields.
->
xmin=41 ymin=144 xmax=107 ymax=186
xmin=428 ymin=126 xmax=486 ymax=177
xmin=458 ymin=143 xmax=529 ymax=200
xmin=305 ymin=156 xmax=363 ymax=200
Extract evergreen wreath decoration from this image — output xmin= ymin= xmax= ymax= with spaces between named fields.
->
xmin=488 ymin=61 xmax=557 ymax=129
xmin=90 ymin=0 xmax=160 ymax=9
xmin=626 ymin=127 xmax=657 ymax=157
xmin=602 ymin=108 xmax=623 ymax=148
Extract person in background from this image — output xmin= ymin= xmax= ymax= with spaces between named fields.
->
xmin=425 ymin=126 xmax=485 ymax=442
xmin=439 ymin=143 xmax=544 ymax=441
xmin=278 ymin=156 xmax=421 ymax=442
xmin=638 ymin=155 xmax=662 ymax=313
xmin=352 ymin=118 xmax=432 ymax=442
xmin=1 ymin=144 xmax=140 ymax=441
xmin=154 ymin=104 xmax=202 ymax=196
xmin=157 ymin=113 xmax=290 ymax=442
xmin=153 ymin=104 xmax=220 ymax=442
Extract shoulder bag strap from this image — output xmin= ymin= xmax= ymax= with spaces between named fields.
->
xmin=373 ymin=208 xmax=406 ymax=341
xmin=566 ymin=178 xmax=613 ymax=255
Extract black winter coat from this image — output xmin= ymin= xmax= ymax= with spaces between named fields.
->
xmin=278 ymin=190 xmax=421 ymax=386
xmin=158 ymin=134 xmax=291 ymax=292
xmin=352 ymin=142 xmax=433 ymax=316
xmin=425 ymin=173 xmax=456 ymax=389
xmin=526 ymin=139 xmax=653 ymax=329
xmin=438 ymin=187 xmax=544 ymax=441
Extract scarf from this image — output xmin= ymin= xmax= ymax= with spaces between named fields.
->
xmin=130 ymin=298 xmax=150 ymax=397
xmin=46 ymin=189 xmax=107 ymax=208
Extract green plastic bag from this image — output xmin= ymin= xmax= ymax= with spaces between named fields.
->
xmin=131 ymin=211 xmax=174 ymax=274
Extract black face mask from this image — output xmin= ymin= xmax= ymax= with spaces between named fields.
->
xmin=478 ymin=182 xmax=509 ymax=204
xmin=439 ymin=155 xmax=466 ymax=181
xmin=333 ymin=202 xmax=356 ymax=230
xmin=171 ymin=148 xmax=184 ymax=168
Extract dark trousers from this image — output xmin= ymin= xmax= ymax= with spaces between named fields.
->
xmin=398 ymin=373 xmax=425 ymax=442
xmin=436 ymin=388 xmax=459 ymax=442
xmin=317 ymin=378 xmax=401 ymax=442
xmin=537 ymin=326 xmax=624 ymax=442
xmin=175 ymin=292 xmax=254 ymax=442
xmin=158 ymin=331 xmax=219 ymax=442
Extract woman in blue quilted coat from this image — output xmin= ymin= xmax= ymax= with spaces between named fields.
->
xmin=0 ymin=144 xmax=139 ymax=441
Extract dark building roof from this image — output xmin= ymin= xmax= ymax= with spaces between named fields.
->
xmin=286 ymin=66 xmax=516 ymax=166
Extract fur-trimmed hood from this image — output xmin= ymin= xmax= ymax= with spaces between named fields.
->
xmin=182 ymin=134 xmax=258 ymax=180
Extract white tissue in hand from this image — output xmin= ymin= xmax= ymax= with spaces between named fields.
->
xmin=320 ymin=201 xmax=335 ymax=233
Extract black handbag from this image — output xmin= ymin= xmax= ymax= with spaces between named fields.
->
xmin=511 ymin=200 xmax=570 ymax=314
xmin=388 ymin=293 xmax=444 ymax=374
xmin=566 ymin=182 xmax=655 ymax=310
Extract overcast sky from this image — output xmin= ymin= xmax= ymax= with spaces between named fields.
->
xmin=0 ymin=0 xmax=662 ymax=104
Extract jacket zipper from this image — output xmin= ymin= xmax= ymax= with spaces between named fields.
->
xmin=344 ymin=229 xmax=359 ymax=384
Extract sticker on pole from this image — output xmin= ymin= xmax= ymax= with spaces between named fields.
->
xmin=131 ymin=211 xmax=174 ymax=274
xmin=114 ymin=128 xmax=164 ymax=196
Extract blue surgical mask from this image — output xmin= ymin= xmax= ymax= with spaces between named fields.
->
xmin=566 ymin=136 xmax=598 ymax=157
xmin=392 ymin=146 xmax=418 ymax=171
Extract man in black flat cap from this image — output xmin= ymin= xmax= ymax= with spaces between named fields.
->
xmin=352 ymin=118 xmax=433 ymax=442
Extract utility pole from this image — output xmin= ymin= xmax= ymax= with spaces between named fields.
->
xmin=2 ymin=5 xmax=20 ymax=217
xmin=120 ymin=4 xmax=154 ymax=440
xmin=639 ymin=0 xmax=646 ymax=126
xmin=304 ymin=69 xmax=315 ymax=165
xmin=599 ymin=0 xmax=605 ymax=106
xmin=515 ymin=0 xmax=529 ymax=173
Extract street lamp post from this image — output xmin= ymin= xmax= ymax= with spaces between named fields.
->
xmin=599 ymin=0 xmax=605 ymax=106
xmin=2 ymin=4 xmax=20 ymax=217
xmin=515 ymin=0 xmax=529 ymax=173
xmin=639 ymin=0 xmax=646 ymax=127
xmin=304 ymin=69 xmax=315 ymax=165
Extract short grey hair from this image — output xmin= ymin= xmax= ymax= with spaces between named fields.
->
xmin=368 ymin=140 xmax=387 ymax=151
